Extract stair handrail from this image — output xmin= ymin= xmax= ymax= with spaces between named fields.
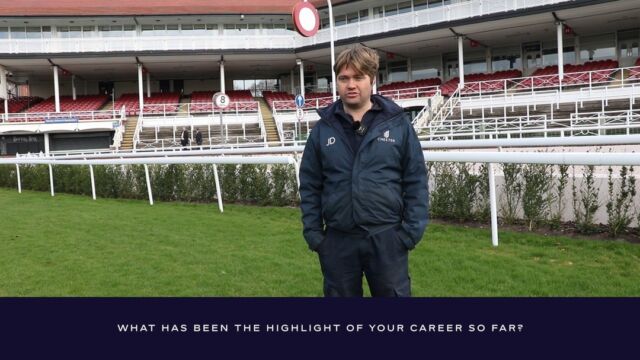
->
xmin=427 ymin=87 xmax=461 ymax=134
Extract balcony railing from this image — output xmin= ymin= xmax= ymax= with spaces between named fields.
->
xmin=0 ymin=0 xmax=573 ymax=54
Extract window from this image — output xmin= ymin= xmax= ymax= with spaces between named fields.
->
xmin=42 ymin=26 xmax=52 ymax=38
xmin=10 ymin=27 xmax=26 ymax=39
xmin=0 ymin=27 xmax=8 ymax=39
xmin=373 ymin=7 xmax=384 ymax=19
xmin=414 ymin=0 xmax=428 ymax=11
xmin=399 ymin=1 xmax=413 ymax=14
xmin=384 ymin=4 xmax=398 ymax=17
xmin=166 ymin=25 xmax=179 ymax=36
xmin=141 ymin=25 xmax=154 ymax=35
xmin=412 ymin=56 xmax=440 ymax=80
xmin=492 ymin=46 xmax=522 ymax=71
xmin=463 ymin=59 xmax=487 ymax=75
xmin=82 ymin=26 xmax=95 ymax=36
xmin=359 ymin=9 xmax=369 ymax=21
xmin=347 ymin=12 xmax=359 ymax=24
xmin=388 ymin=60 xmax=408 ymax=82
xmin=580 ymin=33 xmax=615 ymax=62
xmin=428 ymin=0 xmax=443 ymax=8
xmin=123 ymin=25 xmax=136 ymax=36
xmin=334 ymin=15 xmax=346 ymax=27
xmin=26 ymin=27 xmax=41 ymax=39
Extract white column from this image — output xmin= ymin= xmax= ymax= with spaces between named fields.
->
xmin=219 ymin=59 xmax=226 ymax=93
xmin=557 ymin=22 xmax=564 ymax=81
xmin=290 ymin=70 xmax=295 ymax=95
xmin=72 ymin=74 xmax=77 ymax=100
xmin=328 ymin=0 xmax=337 ymax=101
xmin=146 ymin=72 xmax=151 ymax=98
xmin=574 ymin=36 xmax=582 ymax=65
xmin=1 ymin=67 xmax=8 ymax=121
xmin=297 ymin=59 xmax=305 ymax=98
xmin=486 ymin=47 xmax=492 ymax=73
xmin=44 ymin=133 xmax=50 ymax=155
xmin=137 ymin=63 xmax=144 ymax=112
xmin=53 ymin=65 xmax=61 ymax=113
xmin=458 ymin=36 xmax=465 ymax=89
xmin=488 ymin=162 xmax=498 ymax=246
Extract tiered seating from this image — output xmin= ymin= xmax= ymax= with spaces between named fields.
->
xmin=115 ymin=92 xmax=181 ymax=116
xmin=263 ymin=91 xmax=295 ymax=110
xmin=225 ymin=90 xmax=257 ymax=111
xmin=189 ymin=91 xmax=215 ymax=113
xmin=627 ymin=58 xmax=640 ymax=80
xmin=189 ymin=90 xmax=257 ymax=113
xmin=515 ymin=60 xmax=618 ymax=90
xmin=0 ymin=96 xmax=42 ymax=113
xmin=25 ymin=95 xmax=109 ymax=113
xmin=378 ymin=78 xmax=441 ymax=98
xmin=305 ymin=92 xmax=333 ymax=107
xmin=441 ymin=70 xmax=521 ymax=96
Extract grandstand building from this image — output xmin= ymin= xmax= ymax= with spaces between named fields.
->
xmin=0 ymin=0 xmax=639 ymax=155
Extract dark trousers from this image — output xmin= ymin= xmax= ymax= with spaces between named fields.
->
xmin=317 ymin=226 xmax=411 ymax=297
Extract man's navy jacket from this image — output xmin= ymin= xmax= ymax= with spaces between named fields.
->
xmin=299 ymin=94 xmax=429 ymax=251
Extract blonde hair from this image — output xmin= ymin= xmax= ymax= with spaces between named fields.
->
xmin=334 ymin=45 xmax=379 ymax=82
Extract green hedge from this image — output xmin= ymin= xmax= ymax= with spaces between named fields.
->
xmin=0 ymin=163 xmax=299 ymax=207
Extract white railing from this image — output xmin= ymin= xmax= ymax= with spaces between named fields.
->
xmin=141 ymin=101 xmax=260 ymax=118
xmin=0 ymin=34 xmax=297 ymax=54
xmin=0 ymin=1 xmax=573 ymax=54
xmin=135 ymin=114 xmax=265 ymax=150
xmin=270 ymin=85 xmax=440 ymax=114
xmin=295 ymin=0 xmax=572 ymax=48
xmin=5 ymin=136 xmax=640 ymax=247
xmin=110 ymin=106 xmax=127 ymax=150
xmin=426 ymin=87 xmax=461 ymax=131
xmin=271 ymin=97 xmax=333 ymax=114
xmin=459 ymin=65 xmax=640 ymax=98
xmin=424 ymin=110 xmax=640 ymax=140
xmin=412 ymin=90 xmax=443 ymax=128
xmin=378 ymin=85 xmax=440 ymax=101
xmin=2 ymin=109 xmax=117 ymax=123
xmin=1 ymin=155 xmax=298 ymax=212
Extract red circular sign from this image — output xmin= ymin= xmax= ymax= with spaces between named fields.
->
xmin=292 ymin=1 xmax=320 ymax=37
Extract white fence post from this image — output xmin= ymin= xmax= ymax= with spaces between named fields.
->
xmin=89 ymin=164 xmax=96 ymax=200
xmin=49 ymin=164 xmax=55 ymax=197
xmin=213 ymin=164 xmax=223 ymax=213
xmin=16 ymin=164 xmax=21 ymax=194
xmin=488 ymin=162 xmax=499 ymax=247
xmin=144 ymin=164 xmax=153 ymax=205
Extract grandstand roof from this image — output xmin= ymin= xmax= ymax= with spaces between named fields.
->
xmin=0 ymin=0 xmax=350 ymax=16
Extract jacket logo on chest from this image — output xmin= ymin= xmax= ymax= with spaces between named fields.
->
xmin=377 ymin=129 xmax=396 ymax=143
xmin=326 ymin=137 xmax=336 ymax=146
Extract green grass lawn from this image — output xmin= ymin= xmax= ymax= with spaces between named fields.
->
xmin=1 ymin=188 xmax=639 ymax=296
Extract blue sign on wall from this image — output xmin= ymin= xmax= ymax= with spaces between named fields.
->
xmin=295 ymin=95 xmax=305 ymax=108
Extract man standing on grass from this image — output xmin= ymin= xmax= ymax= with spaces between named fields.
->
xmin=299 ymin=45 xmax=428 ymax=297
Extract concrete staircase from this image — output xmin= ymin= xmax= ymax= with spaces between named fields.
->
xmin=119 ymin=116 xmax=139 ymax=150
xmin=257 ymin=97 xmax=281 ymax=143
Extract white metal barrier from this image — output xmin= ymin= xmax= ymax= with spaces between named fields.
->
xmin=7 ymin=133 xmax=640 ymax=247
xmin=1 ymin=155 xmax=297 ymax=214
